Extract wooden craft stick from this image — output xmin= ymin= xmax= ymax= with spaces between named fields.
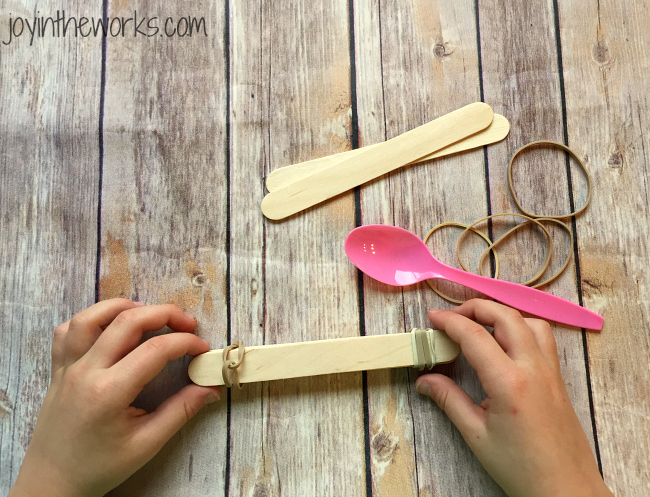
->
xmin=260 ymin=102 xmax=494 ymax=220
xmin=188 ymin=329 xmax=460 ymax=387
xmin=265 ymin=114 xmax=510 ymax=192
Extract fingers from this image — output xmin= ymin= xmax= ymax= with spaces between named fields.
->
xmin=136 ymin=384 xmax=221 ymax=455
xmin=51 ymin=320 xmax=70 ymax=375
xmin=427 ymin=308 xmax=511 ymax=384
xmin=451 ymin=300 xmax=541 ymax=358
xmin=110 ymin=332 xmax=210 ymax=401
xmin=89 ymin=304 xmax=198 ymax=367
xmin=416 ymin=374 xmax=486 ymax=438
xmin=63 ymin=299 xmax=143 ymax=365
xmin=524 ymin=318 xmax=561 ymax=370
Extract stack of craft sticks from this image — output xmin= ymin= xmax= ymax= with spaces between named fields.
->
xmin=261 ymin=102 xmax=509 ymax=220
xmin=189 ymin=329 xmax=460 ymax=387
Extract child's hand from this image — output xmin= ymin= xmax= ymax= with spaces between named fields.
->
xmin=415 ymin=299 xmax=613 ymax=497
xmin=9 ymin=299 xmax=221 ymax=497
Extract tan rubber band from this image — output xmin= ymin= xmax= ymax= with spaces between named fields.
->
xmin=477 ymin=217 xmax=573 ymax=288
xmin=423 ymin=140 xmax=592 ymax=304
xmin=458 ymin=213 xmax=553 ymax=286
xmin=423 ymin=222 xmax=500 ymax=304
xmin=410 ymin=328 xmax=436 ymax=370
xmin=507 ymin=140 xmax=592 ymax=220
xmin=222 ymin=340 xmax=245 ymax=389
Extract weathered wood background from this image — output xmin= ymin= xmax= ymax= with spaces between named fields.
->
xmin=1 ymin=0 xmax=648 ymax=495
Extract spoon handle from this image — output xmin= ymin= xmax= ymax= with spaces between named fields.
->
xmin=437 ymin=265 xmax=603 ymax=330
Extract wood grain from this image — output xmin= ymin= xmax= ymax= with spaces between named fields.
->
xmin=100 ymin=1 xmax=229 ymax=495
xmin=265 ymin=114 xmax=510 ymax=192
xmin=228 ymin=1 xmax=366 ymax=496
xmin=353 ymin=0 xmax=505 ymax=495
xmin=477 ymin=0 xmax=597 ymax=467
xmin=0 ymin=1 xmax=101 ymax=493
xmin=2 ymin=1 xmax=650 ymax=495
xmin=558 ymin=1 xmax=650 ymax=494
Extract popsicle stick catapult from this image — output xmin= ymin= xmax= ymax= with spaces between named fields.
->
xmin=188 ymin=329 xmax=460 ymax=387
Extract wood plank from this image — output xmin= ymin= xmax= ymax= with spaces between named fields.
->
xmin=0 ymin=1 xmax=102 ymax=493
xmin=228 ymin=0 xmax=366 ymax=495
xmin=353 ymin=0 xmax=506 ymax=494
xmin=99 ymin=2 xmax=229 ymax=495
xmin=557 ymin=1 xmax=650 ymax=494
xmin=477 ymin=0 xmax=597 ymax=467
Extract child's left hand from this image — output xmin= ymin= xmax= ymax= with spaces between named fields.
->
xmin=9 ymin=299 xmax=221 ymax=497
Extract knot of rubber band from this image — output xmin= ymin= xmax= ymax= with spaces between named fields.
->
xmin=222 ymin=340 xmax=245 ymax=389
xmin=410 ymin=328 xmax=436 ymax=370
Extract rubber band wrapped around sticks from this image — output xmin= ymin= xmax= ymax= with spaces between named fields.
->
xmin=410 ymin=328 xmax=437 ymax=370
xmin=222 ymin=341 xmax=245 ymax=389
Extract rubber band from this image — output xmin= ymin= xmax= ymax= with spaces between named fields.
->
xmin=423 ymin=222 xmax=500 ymax=304
xmin=222 ymin=341 xmax=245 ymax=389
xmin=458 ymin=213 xmax=553 ymax=286
xmin=410 ymin=328 xmax=436 ymax=370
xmin=477 ymin=217 xmax=573 ymax=289
xmin=508 ymin=140 xmax=592 ymax=220
xmin=423 ymin=141 xmax=592 ymax=304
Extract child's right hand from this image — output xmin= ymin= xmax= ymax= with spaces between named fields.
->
xmin=9 ymin=299 xmax=221 ymax=497
xmin=416 ymin=299 xmax=614 ymax=497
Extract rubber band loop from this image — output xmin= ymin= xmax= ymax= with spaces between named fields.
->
xmin=458 ymin=213 xmax=553 ymax=287
xmin=422 ymin=141 xmax=592 ymax=304
xmin=507 ymin=140 xmax=592 ymax=220
xmin=477 ymin=217 xmax=573 ymax=289
xmin=423 ymin=222 xmax=500 ymax=304
xmin=222 ymin=341 xmax=245 ymax=389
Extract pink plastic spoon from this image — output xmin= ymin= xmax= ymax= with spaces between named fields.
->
xmin=345 ymin=225 xmax=603 ymax=330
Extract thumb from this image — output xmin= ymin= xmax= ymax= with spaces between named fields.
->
xmin=416 ymin=374 xmax=486 ymax=438
xmin=139 ymin=384 xmax=221 ymax=452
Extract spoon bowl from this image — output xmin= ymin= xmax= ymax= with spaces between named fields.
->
xmin=345 ymin=225 xmax=603 ymax=330
xmin=345 ymin=225 xmax=443 ymax=285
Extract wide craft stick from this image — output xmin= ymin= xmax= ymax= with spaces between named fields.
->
xmin=189 ymin=330 xmax=460 ymax=387
xmin=265 ymin=114 xmax=510 ymax=192
xmin=260 ymin=102 xmax=494 ymax=220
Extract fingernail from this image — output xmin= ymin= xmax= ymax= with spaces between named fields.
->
xmin=185 ymin=311 xmax=196 ymax=321
xmin=134 ymin=302 xmax=147 ymax=307
xmin=428 ymin=308 xmax=441 ymax=314
xmin=416 ymin=380 xmax=431 ymax=396
xmin=204 ymin=392 xmax=220 ymax=404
